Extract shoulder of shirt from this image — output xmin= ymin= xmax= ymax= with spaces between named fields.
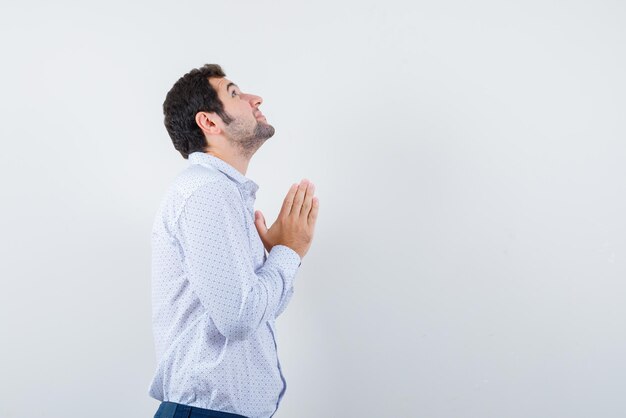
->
xmin=152 ymin=163 xmax=242 ymax=236
xmin=172 ymin=162 xmax=245 ymax=206
xmin=172 ymin=163 xmax=229 ymax=197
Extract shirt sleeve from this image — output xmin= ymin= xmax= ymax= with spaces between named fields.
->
xmin=176 ymin=180 xmax=301 ymax=341
xmin=267 ymin=245 xmax=300 ymax=318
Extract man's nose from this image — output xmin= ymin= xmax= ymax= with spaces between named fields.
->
xmin=244 ymin=93 xmax=263 ymax=108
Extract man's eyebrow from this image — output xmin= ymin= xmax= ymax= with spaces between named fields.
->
xmin=226 ymin=82 xmax=239 ymax=92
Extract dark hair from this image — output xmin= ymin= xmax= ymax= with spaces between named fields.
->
xmin=163 ymin=64 xmax=234 ymax=159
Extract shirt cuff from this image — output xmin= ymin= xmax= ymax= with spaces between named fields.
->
xmin=264 ymin=245 xmax=302 ymax=296
xmin=264 ymin=245 xmax=301 ymax=318
xmin=267 ymin=244 xmax=302 ymax=269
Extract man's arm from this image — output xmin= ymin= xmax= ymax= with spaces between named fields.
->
xmin=176 ymin=180 xmax=301 ymax=341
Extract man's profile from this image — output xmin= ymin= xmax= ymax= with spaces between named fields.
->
xmin=148 ymin=64 xmax=319 ymax=418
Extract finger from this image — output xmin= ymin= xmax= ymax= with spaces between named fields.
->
xmin=254 ymin=210 xmax=267 ymax=235
xmin=254 ymin=211 xmax=271 ymax=252
xmin=308 ymin=196 xmax=319 ymax=227
xmin=292 ymin=179 xmax=309 ymax=217
xmin=278 ymin=183 xmax=299 ymax=219
xmin=299 ymin=182 xmax=315 ymax=219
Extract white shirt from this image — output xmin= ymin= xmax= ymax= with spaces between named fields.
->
xmin=148 ymin=151 xmax=302 ymax=418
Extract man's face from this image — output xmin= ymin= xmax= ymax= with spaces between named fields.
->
xmin=209 ymin=77 xmax=275 ymax=155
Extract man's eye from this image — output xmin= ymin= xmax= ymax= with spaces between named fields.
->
xmin=231 ymin=90 xmax=238 ymax=97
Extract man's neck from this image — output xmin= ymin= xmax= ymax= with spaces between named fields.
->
xmin=205 ymin=148 xmax=251 ymax=177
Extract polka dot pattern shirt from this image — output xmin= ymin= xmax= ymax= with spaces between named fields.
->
xmin=148 ymin=151 xmax=302 ymax=418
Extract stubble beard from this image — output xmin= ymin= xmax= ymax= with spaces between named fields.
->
xmin=225 ymin=116 xmax=276 ymax=159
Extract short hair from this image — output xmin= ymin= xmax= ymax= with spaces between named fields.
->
xmin=162 ymin=64 xmax=234 ymax=159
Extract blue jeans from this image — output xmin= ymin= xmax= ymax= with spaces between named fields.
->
xmin=153 ymin=401 xmax=249 ymax=418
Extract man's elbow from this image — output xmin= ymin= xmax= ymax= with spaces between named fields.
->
xmin=215 ymin=319 xmax=262 ymax=341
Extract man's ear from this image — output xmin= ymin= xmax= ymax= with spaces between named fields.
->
xmin=195 ymin=111 xmax=222 ymax=135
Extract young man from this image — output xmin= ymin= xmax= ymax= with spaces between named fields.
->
xmin=148 ymin=64 xmax=319 ymax=418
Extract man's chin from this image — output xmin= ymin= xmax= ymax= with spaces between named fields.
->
xmin=256 ymin=122 xmax=275 ymax=139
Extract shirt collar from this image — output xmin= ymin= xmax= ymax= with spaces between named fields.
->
xmin=188 ymin=152 xmax=259 ymax=196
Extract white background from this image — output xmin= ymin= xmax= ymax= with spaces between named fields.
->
xmin=1 ymin=1 xmax=625 ymax=417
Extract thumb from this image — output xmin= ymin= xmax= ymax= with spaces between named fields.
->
xmin=254 ymin=210 xmax=268 ymax=237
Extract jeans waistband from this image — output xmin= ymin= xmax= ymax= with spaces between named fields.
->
xmin=154 ymin=401 xmax=248 ymax=418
